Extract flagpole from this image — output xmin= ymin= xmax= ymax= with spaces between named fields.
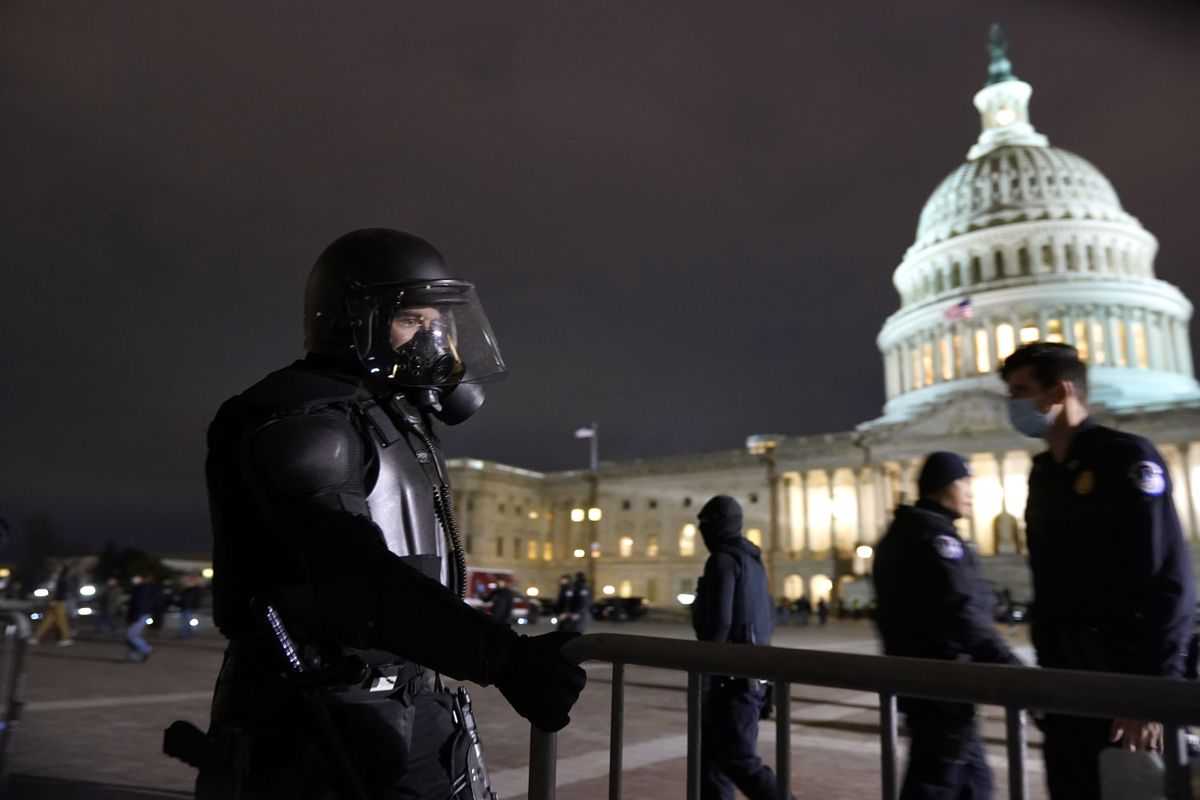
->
xmin=589 ymin=421 xmax=599 ymax=474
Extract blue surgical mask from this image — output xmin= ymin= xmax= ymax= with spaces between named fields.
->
xmin=1007 ymin=397 xmax=1056 ymax=439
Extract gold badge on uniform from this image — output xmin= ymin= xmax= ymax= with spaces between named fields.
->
xmin=1074 ymin=470 xmax=1094 ymax=495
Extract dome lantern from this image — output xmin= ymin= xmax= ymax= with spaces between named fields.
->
xmin=968 ymin=25 xmax=1048 ymax=160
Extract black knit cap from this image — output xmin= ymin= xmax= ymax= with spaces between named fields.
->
xmin=918 ymin=452 xmax=972 ymax=497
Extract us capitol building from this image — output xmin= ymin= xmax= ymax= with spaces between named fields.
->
xmin=448 ymin=31 xmax=1200 ymax=609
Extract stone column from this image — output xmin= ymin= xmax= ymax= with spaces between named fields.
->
xmin=931 ymin=327 xmax=944 ymax=383
xmin=1062 ymin=307 xmax=1077 ymax=347
xmin=855 ymin=467 xmax=868 ymax=544
xmin=1082 ymin=309 xmax=1098 ymax=365
xmin=1178 ymin=321 xmax=1196 ymax=377
xmin=825 ymin=469 xmax=838 ymax=554
xmin=1146 ymin=312 xmax=1164 ymax=371
xmin=994 ymin=452 xmax=1014 ymax=554
xmin=1105 ymin=306 xmax=1123 ymax=367
xmin=797 ymin=470 xmax=809 ymax=555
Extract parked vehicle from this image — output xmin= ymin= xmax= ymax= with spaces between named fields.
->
xmin=590 ymin=596 xmax=648 ymax=622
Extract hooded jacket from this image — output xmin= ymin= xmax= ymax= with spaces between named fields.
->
xmin=692 ymin=496 xmax=774 ymax=645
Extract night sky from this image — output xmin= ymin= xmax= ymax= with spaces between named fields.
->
xmin=4 ymin=2 xmax=1200 ymax=552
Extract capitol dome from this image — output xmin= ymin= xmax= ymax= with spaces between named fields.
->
xmin=875 ymin=28 xmax=1199 ymax=423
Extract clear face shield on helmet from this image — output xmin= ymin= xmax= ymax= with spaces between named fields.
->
xmin=347 ymin=280 xmax=506 ymax=389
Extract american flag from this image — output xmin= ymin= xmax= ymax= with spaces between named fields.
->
xmin=944 ymin=297 xmax=975 ymax=321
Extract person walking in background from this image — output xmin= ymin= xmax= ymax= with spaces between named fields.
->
xmin=816 ymin=597 xmax=829 ymax=626
xmin=1001 ymin=342 xmax=1196 ymax=799
xmin=558 ymin=572 xmax=591 ymax=634
xmin=178 ymin=575 xmax=204 ymax=637
xmin=96 ymin=577 xmax=125 ymax=636
xmin=874 ymin=451 xmax=1024 ymax=799
xmin=125 ymin=574 xmax=156 ymax=663
xmin=692 ymin=495 xmax=792 ymax=800
xmin=30 ymin=564 xmax=74 ymax=646
xmin=484 ymin=576 xmax=515 ymax=625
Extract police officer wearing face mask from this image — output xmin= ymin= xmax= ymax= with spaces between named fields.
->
xmin=691 ymin=496 xmax=793 ymax=800
xmin=197 ymin=228 xmax=586 ymax=799
xmin=1001 ymin=342 xmax=1195 ymax=800
xmin=874 ymin=452 xmax=1023 ymax=800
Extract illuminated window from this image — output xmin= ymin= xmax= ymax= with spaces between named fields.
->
xmin=679 ymin=524 xmax=696 ymax=557
xmin=995 ymin=324 xmax=1016 ymax=361
xmin=646 ymin=578 xmax=658 ymax=602
xmin=975 ymin=329 xmax=991 ymax=373
xmin=783 ymin=574 xmax=804 ymax=601
xmin=1045 ymin=319 xmax=1064 ymax=343
xmin=922 ymin=344 xmax=934 ymax=386
xmin=542 ymin=541 xmax=554 ymax=561
xmin=1115 ymin=320 xmax=1129 ymax=366
xmin=952 ymin=334 xmax=964 ymax=377
xmin=1132 ymin=322 xmax=1149 ymax=368
xmin=527 ymin=539 xmax=539 ymax=560
xmin=1073 ymin=321 xmax=1090 ymax=361
xmin=1092 ymin=322 xmax=1106 ymax=365
xmin=1019 ymin=324 xmax=1040 ymax=344
xmin=911 ymin=349 xmax=922 ymax=390
xmin=939 ymin=338 xmax=953 ymax=381
xmin=746 ymin=528 xmax=763 ymax=548
xmin=619 ymin=580 xmax=632 ymax=598
xmin=619 ymin=536 xmax=634 ymax=558
xmin=647 ymin=535 xmax=660 ymax=558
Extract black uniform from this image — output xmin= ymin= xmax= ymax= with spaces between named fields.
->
xmin=692 ymin=496 xmax=786 ymax=800
xmin=1025 ymin=419 xmax=1195 ymax=800
xmin=484 ymin=585 xmax=515 ymax=624
xmin=874 ymin=500 xmax=1022 ymax=800
xmin=196 ymin=228 xmax=584 ymax=800
xmin=558 ymin=574 xmax=591 ymax=634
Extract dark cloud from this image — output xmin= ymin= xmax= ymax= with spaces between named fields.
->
xmin=2 ymin=2 xmax=1199 ymax=550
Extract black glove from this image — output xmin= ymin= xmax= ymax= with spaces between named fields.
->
xmin=493 ymin=631 xmax=586 ymax=732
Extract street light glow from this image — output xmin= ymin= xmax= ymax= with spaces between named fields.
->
xmin=573 ymin=548 xmax=586 ymax=558
xmin=856 ymin=545 xmax=874 ymax=559
xmin=526 ymin=587 xmax=540 ymax=597
xmin=570 ymin=508 xmax=585 ymax=522
xmin=587 ymin=507 xmax=602 ymax=522
xmin=676 ymin=593 xmax=696 ymax=605
xmin=202 ymin=567 xmax=214 ymax=579
xmin=602 ymin=585 xmax=616 ymax=595
xmin=80 ymin=584 xmax=96 ymax=597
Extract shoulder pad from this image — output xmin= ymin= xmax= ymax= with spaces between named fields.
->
xmin=251 ymin=412 xmax=364 ymax=496
xmin=239 ymin=363 xmax=360 ymax=412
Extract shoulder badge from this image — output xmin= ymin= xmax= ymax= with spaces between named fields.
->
xmin=1129 ymin=461 xmax=1166 ymax=496
xmin=1074 ymin=470 xmax=1094 ymax=495
xmin=932 ymin=534 xmax=964 ymax=560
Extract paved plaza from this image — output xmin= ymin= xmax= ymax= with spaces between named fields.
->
xmin=4 ymin=617 xmax=1045 ymax=799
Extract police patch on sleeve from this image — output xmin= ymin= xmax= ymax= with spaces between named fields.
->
xmin=932 ymin=534 xmax=964 ymax=560
xmin=1130 ymin=461 xmax=1166 ymax=496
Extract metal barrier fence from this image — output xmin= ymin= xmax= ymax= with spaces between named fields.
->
xmin=0 ymin=602 xmax=32 ymax=792
xmin=528 ymin=633 xmax=1200 ymax=800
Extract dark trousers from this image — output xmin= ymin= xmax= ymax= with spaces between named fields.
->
xmin=1040 ymin=713 xmax=1111 ymax=800
xmin=900 ymin=712 xmax=991 ymax=800
xmin=700 ymin=676 xmax=786 ymax=800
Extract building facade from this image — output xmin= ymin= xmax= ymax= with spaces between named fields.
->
xmin=448 ymin=31 xmax=1200 ymax=609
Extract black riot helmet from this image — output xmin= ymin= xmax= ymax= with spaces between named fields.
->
xmin=304 ymin=229 xmax=506 ymax=395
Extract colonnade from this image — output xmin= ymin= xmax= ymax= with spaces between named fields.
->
xmin=883 ymin=304 xmax=1193 ymax=398
xmin=772 ymin=442 xmax=1200 ymax=559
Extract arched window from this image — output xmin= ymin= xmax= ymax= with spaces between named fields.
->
xmin=619 ymin=536 xmax=634 ymax=558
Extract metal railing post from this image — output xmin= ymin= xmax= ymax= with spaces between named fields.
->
xmin=1163 ymin=723 xmax=1192 ymax=800
xmin=1004 ymin=706 xmax=1026 ymax=800
xmin=609 ymin=663 xmax=624 ymax=800
xmin=775 ymin=680 xmax=790 ymax=800
xmin=687 ymin=671 xmax=701 ymax=800
xmin=528 ymin=726 xmax=558 ymax=800
xmin=879 ymin=692 xmax=898 ymax=800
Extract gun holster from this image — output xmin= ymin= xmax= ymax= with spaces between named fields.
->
xmin=445 ymin=685 xmax=499 ymax=800
xmin=164 ymin=719 xmax=250 ymax=800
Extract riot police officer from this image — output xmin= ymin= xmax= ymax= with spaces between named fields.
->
xmin=874 ymin=452 xmax=1023 ymax=799
xmin=199 ymin=228 xmax=585 ymax=798
xmin=691 ymin=495 xmax=791 ymax=800
xmin=1001 ymin=342 xmax=1195 ymax=800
